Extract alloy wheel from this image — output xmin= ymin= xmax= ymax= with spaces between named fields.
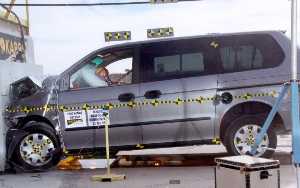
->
xmin=19 ymin=133 xmax=55 ymax=167
xmin=233 ymin=124 xmax=269 ymax=157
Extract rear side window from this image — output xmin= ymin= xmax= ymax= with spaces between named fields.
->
xmin=153 ymin=53 xmax=204 ymax=74
xmin=182 ymin=53 xmax=204 ymax=72
xmin=154 ymin=55 xmax=180 ymax=73
xmin=140 ymin=38 xmax=216 ymax=82
xmin=217 ymin=34 xmax=284 ymax=73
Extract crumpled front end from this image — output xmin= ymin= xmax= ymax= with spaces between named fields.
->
xmin=4 ymin=76 xmax=63 ymax=171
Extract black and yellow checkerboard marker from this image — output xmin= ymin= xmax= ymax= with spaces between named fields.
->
xmin=147 ymin=27 xmax=174 ymax=38
xmin=210 ymin=41 xmax=219 ymax=48
xmin=150 ymin=0 xmax=178 ymax=3
xmin=104 ymin=31 xmax=131 ymax=42
xmin=91 ymin=111 xmax=125 ymax=182
xmin=212 ymin=138 xmax=221 ymax=145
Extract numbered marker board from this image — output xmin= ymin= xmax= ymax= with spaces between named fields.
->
xmin=87 ymin=109 xmax=109 ymax=127
xmin=64 ymin=109 xmax=110 ymax=129
xmin=64 ymin=110 xmax=87 ymax=129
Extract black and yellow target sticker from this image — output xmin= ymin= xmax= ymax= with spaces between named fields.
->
xmin=104 ymin=31 xmax=131 ymax=42
xmin=150 ymin=0 xmax=178 ymax=3
xmin=210 ymin=41 xmax=219 ymax=48
xmin=147 ymin=27 xmax=174 ymax=38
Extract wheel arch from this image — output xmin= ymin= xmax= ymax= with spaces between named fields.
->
xmin=17 ymin=115 xmax=56 ymax=130
xmin=219 ymin=101 xmax=285 ymax=142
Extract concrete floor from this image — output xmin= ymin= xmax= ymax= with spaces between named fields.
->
xmin=0 ymin=135 xmax=296 ymax=188
xmin=0 ymin=165 xmax=298 ymax=188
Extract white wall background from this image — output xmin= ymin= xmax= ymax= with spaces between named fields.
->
xmin=1 ymin=0 xmax=299 ymax=75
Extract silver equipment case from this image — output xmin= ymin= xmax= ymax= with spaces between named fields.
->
xmin=215 ymin=155 xmax=280 ymax=188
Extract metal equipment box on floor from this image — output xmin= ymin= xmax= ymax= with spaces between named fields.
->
xmin=215 ymin=155 xmax=280 ymax=188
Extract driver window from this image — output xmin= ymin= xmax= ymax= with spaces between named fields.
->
xmin=70 ymin=50 xmax=133 ymax=89
xmin=106 ymin=58 xmax=132 ymax=85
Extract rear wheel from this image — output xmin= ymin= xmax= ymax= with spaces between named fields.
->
xmin=224 ymin=114 xmax=277 ymax=158
xmin=15 ymin=122 xmax=61 ymax=171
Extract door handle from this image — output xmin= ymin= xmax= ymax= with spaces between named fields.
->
xmin=144 ymin=90 xmax=162 ymax=99
xmin=118 ymin=93 xmax=135 ymax=102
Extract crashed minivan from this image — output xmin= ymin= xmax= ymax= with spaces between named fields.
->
xmin=4 ymin=31 xmax=295 ymax=171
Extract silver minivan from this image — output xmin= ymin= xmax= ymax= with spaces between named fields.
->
xmin=5 ymin=31 xmax=294 ymax=171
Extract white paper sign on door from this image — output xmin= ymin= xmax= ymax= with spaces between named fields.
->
xmin=64 ymin=110 xmax=87 ymax=129
xmin=87 ymin=109 xmax=110 ymax=127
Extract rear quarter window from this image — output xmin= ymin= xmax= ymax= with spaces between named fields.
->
xmin=217 ymin=34 xmax=285 ymax=73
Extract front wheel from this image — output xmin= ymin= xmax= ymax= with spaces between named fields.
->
xmin=15 ymin=122 xmax=61 ymax=171
xmin=224 ymin=114 xmax=277 ymax=158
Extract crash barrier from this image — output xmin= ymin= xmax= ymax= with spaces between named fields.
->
xmin=5 ymin=90 xmax=278 ymax=114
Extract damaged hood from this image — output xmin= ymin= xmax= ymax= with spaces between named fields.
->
xmin=10 ymin=75 xmax=59 ymax=101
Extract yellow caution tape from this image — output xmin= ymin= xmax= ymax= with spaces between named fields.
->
xmin=5 ymin=91 xmax=278 ymax=114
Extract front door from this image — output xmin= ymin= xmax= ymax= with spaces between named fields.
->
xmin=138 ymin=38 xmax=219 ymax=145
xmin=58 ymin=47 xmax=142 ymax=150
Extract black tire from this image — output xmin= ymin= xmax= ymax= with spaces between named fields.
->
xmin=14 ymin=122 xmax=61 ymax=171
xmin=224 ymin=114 xmax=277 ymax=158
